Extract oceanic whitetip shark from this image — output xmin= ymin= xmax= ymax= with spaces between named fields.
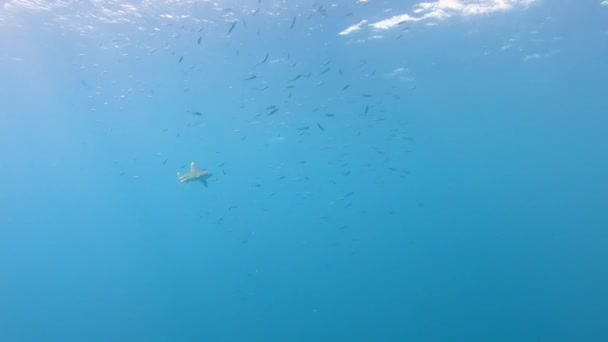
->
xmin=177 ymin=161 xmax=212 ymax=187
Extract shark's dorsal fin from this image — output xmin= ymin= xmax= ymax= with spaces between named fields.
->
xmin=190 ymin=161 xmax=199 ymax=173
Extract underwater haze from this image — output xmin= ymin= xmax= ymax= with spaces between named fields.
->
xmin=1 ymin=0 xmax=608 ymax=341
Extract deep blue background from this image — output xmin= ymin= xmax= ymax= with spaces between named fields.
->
xmin=1 ymin=0 xmax=607 ymax=340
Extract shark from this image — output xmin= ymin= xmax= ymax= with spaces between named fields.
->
xmin=177 ymin=161 xmax=212 ymax=187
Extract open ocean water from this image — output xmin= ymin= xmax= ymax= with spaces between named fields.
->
xmin=1 ymin=0 xmax=607 ymax=341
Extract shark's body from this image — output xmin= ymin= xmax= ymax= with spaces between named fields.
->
xmin=177 ymin=161 xmax=212 ymax=187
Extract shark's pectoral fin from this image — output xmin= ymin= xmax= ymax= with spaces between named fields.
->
xmin=201 ymin=179 xmax=208 ymax=187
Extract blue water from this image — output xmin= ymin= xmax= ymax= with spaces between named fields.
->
xmin=1 ymin=0 xmax=607 ymax=341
